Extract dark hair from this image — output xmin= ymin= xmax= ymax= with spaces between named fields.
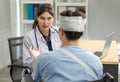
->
xmin=60 ymin=10 xmax=83 ymax=40
xmin=60 ymin=10 xmax=81 ymax=16
xmin=78 ymin=6 xmax=86 ymax=14
xmin=32 ymin=4 xmax=54 ymax=29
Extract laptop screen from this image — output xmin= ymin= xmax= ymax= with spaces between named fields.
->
xmin=94 ymin=32 xmax=114 ymax=59
xmin=102 ymin=32 xmax=114 ymax=55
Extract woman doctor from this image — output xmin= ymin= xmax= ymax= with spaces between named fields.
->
xmin=23 ymin=4 xmax=61 ymax=71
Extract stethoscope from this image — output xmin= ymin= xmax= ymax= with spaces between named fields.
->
xmin=34 ymin=26 xmax=58 ymax=48
xmin=34 ymin=28 xmax=39 ymax=48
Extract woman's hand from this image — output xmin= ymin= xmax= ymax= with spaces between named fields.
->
xmin=29 ymin=46 xmax=40 ymax=60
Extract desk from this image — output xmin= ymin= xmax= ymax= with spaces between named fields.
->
xmin=78 ymin=40 xmax=119 ymax=82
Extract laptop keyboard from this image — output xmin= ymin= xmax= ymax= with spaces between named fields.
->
xmin=94 ymin=51 xmax=102 ymax=57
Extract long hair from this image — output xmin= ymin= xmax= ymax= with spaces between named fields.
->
xmin=32 ymin=4 xmax=54 ymax=29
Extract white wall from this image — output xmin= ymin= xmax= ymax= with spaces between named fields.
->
xmin=0 ymin=0 xmax=11 ymax=69
xmin=10 ymin=0 xmax=20 ymax=37
xmin=0 ymin=0 xmax=21 ymax=69
xmin=88 ymin=0 xmax=120 ymax=42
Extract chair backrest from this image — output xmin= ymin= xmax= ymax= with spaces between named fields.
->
xmin=8 ymin=36 xmax=24 ymax=65
xmin=8 ymin=36 xmax=24 ymax=82
xmin=90 ymin=72 xmax=114 ymax=82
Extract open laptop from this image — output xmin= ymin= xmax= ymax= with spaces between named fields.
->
xmin=94 ymin=32 xmax=114 ymax=59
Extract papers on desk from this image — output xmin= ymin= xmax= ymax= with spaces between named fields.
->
xmin=116 ymin=43 xmax=120 ymax=60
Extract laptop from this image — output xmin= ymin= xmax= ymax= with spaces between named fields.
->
xmin=94 ymin=32 xmax=114 ymax=59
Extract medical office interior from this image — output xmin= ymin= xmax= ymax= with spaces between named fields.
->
xmin=0 ymin=0 xmax=120 ymax=82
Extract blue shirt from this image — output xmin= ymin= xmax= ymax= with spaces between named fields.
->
xmin=41 ymin=31 xmax=53 ymax=51
xmin=34 ymin=46 xmax=103 ymax=82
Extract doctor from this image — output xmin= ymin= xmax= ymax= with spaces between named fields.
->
xmin=23 ymin=4 xmax=61 ymax=77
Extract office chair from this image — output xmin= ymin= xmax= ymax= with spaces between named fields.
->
xmin=90 ymin=72 xmax=114 ymax=82
xmin=8 ymin=36 xmax=32 ymax=82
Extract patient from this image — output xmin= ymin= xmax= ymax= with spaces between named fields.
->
xmin=30 ymin=10 xmax=103 ymax=82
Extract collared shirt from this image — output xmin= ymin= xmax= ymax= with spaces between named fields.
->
xmin=40 ymin=30 xmax=53 ymax=51
xmin=34 ymin=46 xmax=103 ymax=82
xmin=23 ymin=26 xmax=61 ymax=67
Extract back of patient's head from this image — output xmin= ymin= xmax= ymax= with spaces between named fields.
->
xmin=59 ymin=10 xmax=85 ymax=40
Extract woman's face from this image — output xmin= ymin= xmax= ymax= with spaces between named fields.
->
xmin=37 ymin=11 xmax=54 ymax=32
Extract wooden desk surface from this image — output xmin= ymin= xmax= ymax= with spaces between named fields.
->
xmin=78 ymin=40 xmax=119 ymax=64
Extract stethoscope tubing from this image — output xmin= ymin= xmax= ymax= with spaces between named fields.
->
xmin=34 ymin=26 xmax=58 ymax=49
xmin=34 ymin=28 xmax=39 ymax=48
